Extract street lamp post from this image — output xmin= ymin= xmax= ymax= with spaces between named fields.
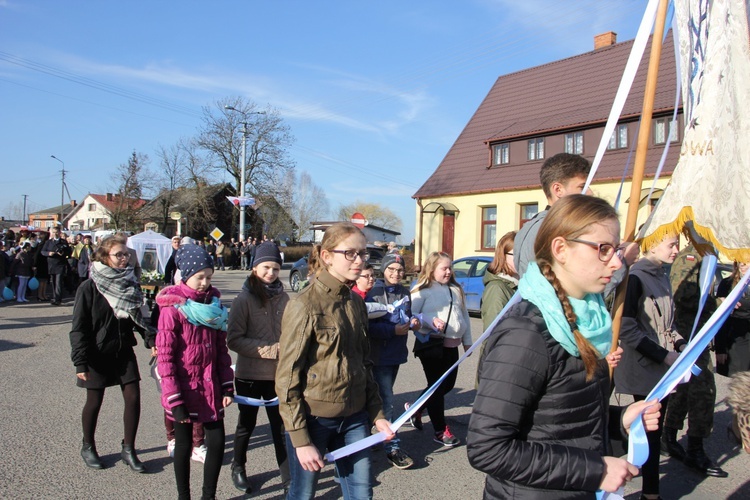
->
xmin=50 ymin=155 xmax=65 ymax=228
xmin=224 ymin=106 xmax=265 ymax=241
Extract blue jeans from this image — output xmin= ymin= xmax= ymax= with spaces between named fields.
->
xmin=372 ymin=365 xmax=400 ymax=453
xmin=286 ymin=410 xmax=372 ymax=500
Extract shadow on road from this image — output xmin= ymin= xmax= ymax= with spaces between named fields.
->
xmin=0 ymin=339 xmax=35 ymax=352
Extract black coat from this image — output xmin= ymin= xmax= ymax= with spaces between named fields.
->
xmin=468 ymin=300 xmax=622 ymax=499
xmin=41 ymin=237 xmax=71 ymax=274
xmin=69 ymin=279 xmax=154 ymax=373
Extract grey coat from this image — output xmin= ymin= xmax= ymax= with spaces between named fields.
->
xmin=614 ymin=258 xmax=676 ymax=396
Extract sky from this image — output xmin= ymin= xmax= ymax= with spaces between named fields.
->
xmin=0 ymin=0 xmax=647 ymax=242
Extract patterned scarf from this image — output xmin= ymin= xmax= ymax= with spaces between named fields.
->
xmin=89 ymin=261 xmax=147 ymax=330
xmin=178 ymin=296 xmax=228 ymax=331
xmin=518 ymin=262 xmax=611 ymax=358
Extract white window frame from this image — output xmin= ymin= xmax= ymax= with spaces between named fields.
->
xmin=564 ymin=132 xmax=584 ymax=154
xmin=492 ymin=143 xmax=510 ymax=165
xmin=527 ymin=138 xmax=545 ymax=160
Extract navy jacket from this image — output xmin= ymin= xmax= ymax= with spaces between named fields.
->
xmin=365 ymin=280 xmax=411 ymax=366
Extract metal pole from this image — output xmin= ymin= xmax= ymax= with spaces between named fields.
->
xmin=51 ymin=155 xmax=65 ymax=228
xmin=239 ymin=122 xmax=248 ymax=241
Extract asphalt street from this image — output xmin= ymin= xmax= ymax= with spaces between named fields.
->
xmin=0 ymin=268 xmax=747 ymax=499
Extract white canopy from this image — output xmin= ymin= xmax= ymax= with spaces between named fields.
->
xmin=126 ymin=230 xmax=173 ymax=274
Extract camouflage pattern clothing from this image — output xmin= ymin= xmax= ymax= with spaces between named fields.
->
xmin=665 ymin=244 xmax=717 ymax=438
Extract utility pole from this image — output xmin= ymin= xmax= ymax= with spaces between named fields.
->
xmin=21 ymin=195 xmax=28 ymax=223
xmin=51 ymin=155 xmax=65 ymax=228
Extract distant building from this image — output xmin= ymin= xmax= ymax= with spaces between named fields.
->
xmin=310 ymin=221 xmax=400 ymax=245
xmin=413 ymin=32 xmax=679 ymax=266
xmin=66 ymin=193 xmax=147 ymax=231
xmin=29 ymin=200 xmax=78 ymax=230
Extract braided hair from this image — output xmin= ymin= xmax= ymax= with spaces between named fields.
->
xmin=534 ymin=194 xmax=619 ymax=380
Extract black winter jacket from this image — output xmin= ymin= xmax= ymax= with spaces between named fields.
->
xmin=468 ymin=300 xmax=624 ymax=499
xmin=69 ymin=279 xmax=154 ymax=373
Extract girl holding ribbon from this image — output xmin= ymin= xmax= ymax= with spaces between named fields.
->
xmin=227 ymin=241 xmax=290 ymax=494
xmin=156 ymin=244 xmax=234 ymax=500
xmin=276 ymin=222 xmax=393 ymax=499
xmin=468 ymin=195 xmax=661 ymax=499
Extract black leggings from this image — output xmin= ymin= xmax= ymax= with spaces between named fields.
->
xmin=633 ymin=394 xmax=669 ymax=495
xmin=174 ymin=420 xmax=225 ymax=500
xmin=233 ymin=379 xmax=287 ymax=469
xmin=82 ymin=382 xmax=140 ymax=446
xmin=417 ymin=346 xmax=459 ymax=434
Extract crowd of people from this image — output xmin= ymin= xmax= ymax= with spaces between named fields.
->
xmin=7 ymin=151 xmax=748 ymax=499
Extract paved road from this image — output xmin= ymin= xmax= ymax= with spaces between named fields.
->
xmin=0 ymin=269 xmax=747 ymax=499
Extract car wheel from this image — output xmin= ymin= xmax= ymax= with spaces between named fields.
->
xmin=290 ymin=271 xmax=300 ymax=292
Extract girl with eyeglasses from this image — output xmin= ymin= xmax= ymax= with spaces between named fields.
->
xmin=69 ymin=235 xmax=155 ymax=472
xmin=409 ymin=251 xmax=472 ymax=447
xmin=615 ymin=231 xmax=681 ymax=500
xmin=468 ymin=195 xmax=660 ymax=498
xmin=276 ymin=222 xmax=393 ymax=499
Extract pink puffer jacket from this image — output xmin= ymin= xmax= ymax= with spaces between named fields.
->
xmin=156 ymin=283 xmax=234 ymax=422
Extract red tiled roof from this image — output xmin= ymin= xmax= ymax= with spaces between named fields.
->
xmin=414 ymin=33 xmax=679 ymax=199
xmin=89 ymin=193 xmax=147 ymax=212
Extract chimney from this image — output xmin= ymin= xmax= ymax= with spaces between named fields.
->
xmin=70 ymin=200 xmax=77 ymax=207
xmin=594 ymin=31 xmax=617 ymax=50
xmin=106 ymin=193 xmax=113 ymax=201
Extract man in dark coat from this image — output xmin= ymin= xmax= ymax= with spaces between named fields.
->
xmin=41 ymin=226 xmax=72 ymax=305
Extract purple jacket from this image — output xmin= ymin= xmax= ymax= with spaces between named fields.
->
xmin=156 ymin=283 xmax=234 ymax=423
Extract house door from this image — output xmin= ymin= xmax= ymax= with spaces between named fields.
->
xmin=442 ymin=212 xmax=455 ymax=257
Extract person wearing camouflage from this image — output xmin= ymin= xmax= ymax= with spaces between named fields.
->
xmin=663 ymin=243 xmax=728 ymax=477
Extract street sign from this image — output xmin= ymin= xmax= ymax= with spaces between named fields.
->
xmin=351 ymin=212 xmax=367 ymax=229
xmin=210 ymin=227 xmax=224 ymax=241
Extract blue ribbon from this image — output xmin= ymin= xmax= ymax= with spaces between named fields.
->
xmin=627 ymin=269 xmax=750 ymax=466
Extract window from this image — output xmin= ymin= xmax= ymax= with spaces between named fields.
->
xmin=519 ymin=203 xmax=538 ymax=228
xmin=88 ymin=203 xmax=97 ymax=211
xmin=492 ymin=143 xmax=510 ymax=165
xmin=481 ymin=207 xmax=497 ymax=251
xmin=45 ymin=220 xmax=54 ymax=228
xmin=34 ymin=220 xmax=41 ymax=228
xmin=564 ymin=132 xmax=584 ymax=154
xmin=607 ymin=124 xmax=628 ymax=150
xmin=654 ymin=117 xmax=678 ymax=145
xmin=527 ymin=138 xmax=544 ymax=160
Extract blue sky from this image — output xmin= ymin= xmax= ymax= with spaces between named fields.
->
xmin=0 ymin=0 xmax=646 ymax=242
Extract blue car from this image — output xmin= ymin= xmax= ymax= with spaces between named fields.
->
xmin=451 ymin=256 xmax=492 ymax=314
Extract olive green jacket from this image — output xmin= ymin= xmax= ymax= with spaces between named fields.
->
xmin=480 ymin=270 xmax=518 ymax=332
xmin=275 ymin=269 xmax=385 ymax=448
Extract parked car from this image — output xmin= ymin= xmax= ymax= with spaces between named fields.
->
xmin=451 ymin=256 xmax=492 ymax=314
xmin=288 ymin=244 xmax=387 ymax=293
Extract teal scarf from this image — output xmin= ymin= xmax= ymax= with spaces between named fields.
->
xmin=518 ymin=262 xmax=611 ymax=358
xmin=178 ymin=296 xmax=228 ymax=331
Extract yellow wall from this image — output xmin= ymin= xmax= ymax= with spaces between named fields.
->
xmin=414 ymin=177 xmax=671 ymax=264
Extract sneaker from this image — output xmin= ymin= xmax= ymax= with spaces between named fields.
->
xmin=191 ymin=444 xmax=207 ymax=463
xmin=433 ymin=426 xmax=460 ymax=447
xmin=386 ymin=449 xmax=414 ymax=469
xmin=404 ymin=402 xmax=423 ymax=431
xmin=166 ymin=439 xmax=175 ymax=458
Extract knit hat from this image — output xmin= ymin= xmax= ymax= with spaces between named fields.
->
xmin=175 ymin=244 xmax=213 ymax=282
xmin=381 ymin=253 xmax=405 ymax=272
xmin=253 ymin=241 xmax=282 ymax=267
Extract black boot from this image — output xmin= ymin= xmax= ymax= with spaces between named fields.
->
xmin=660 ymin=427 xmax=686 ymax=460
xmin=231 ymin=462 xmax=252 ymax=494
xmin=684 ymin=436 xmax=728 ymax=478
xmin=81 ymin=441 xmax=104 ymax=469
xmin=121 ymin=441 xmax=147 ymax=473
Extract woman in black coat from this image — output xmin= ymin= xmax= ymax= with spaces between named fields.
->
xmin=70 ymin=235 xmax=155 ymax=471
xmin=716 ymin=261 xmax=750 ymax=376
xmin=468 ymin=195 xmax=661 ymax=499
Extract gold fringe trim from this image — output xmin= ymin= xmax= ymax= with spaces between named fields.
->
xmin=639 ymin=206 xmax=750 ymax=263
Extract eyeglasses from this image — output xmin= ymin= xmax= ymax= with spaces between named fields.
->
xmin=358 ymin=274 xmax=375 ymax=280
xmin=505 ymin=252 xmax=513 ymax=256
xmin=109 ymin=252 xmax=130 ymax=260
xmin=331 ymin=249 xmax=369 ymax=262
xmin=385 ymin=267 xmax=405 ymax=274
xmin=566 ymin=238 xmax=623 ymax=262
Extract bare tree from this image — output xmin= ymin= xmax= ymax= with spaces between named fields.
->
xmin=195 ymin=96 xmax=296 ymax=201
xmin=290 ymin=171 xmax=330 ymax=241
xmin=110 ymin=151 xmax=149 ymax=231
xmin=154 ymin=141 xmax=189 ymax=233
xmin=336 ymin=201 xmax=403 ymax=233
xmin=179 ymin=139 xmax=217 ymax=236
